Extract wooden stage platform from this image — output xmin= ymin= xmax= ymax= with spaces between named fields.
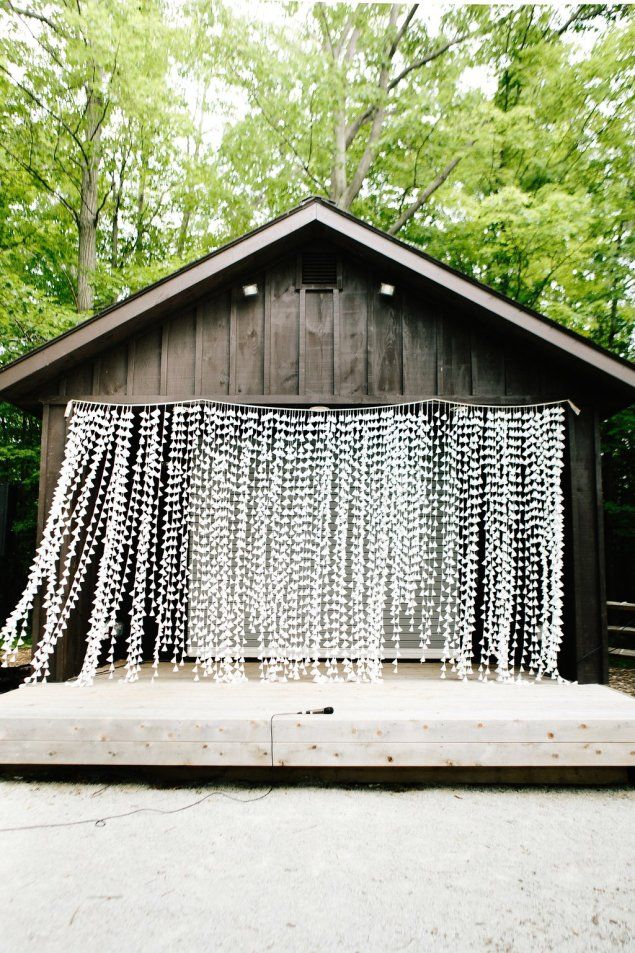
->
xmin=1 ymin=663 xmax=634 ymax=772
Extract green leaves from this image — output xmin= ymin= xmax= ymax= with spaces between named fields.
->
xmin=0 ymin=1 xmax=632 ymax=603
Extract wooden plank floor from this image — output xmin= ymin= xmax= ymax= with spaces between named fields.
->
xmin=0 ymin=663 xmax=634 ymax=768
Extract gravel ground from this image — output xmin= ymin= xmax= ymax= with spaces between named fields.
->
xmin=610 ymin=666 xmax=635 ymax=698
xmin=0 ymin=779 xmax=633 ymax=953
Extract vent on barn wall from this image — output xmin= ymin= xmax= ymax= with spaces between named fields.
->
xmin=301 ymin=251 xmax=339 ymax=287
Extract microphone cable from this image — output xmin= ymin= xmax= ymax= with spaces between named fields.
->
xmin=0 ymin=706 xmax=335 ymax=832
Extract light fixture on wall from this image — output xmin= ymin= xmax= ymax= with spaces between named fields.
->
xmin=379 ymin=282 xmax=395 ymax=297
xmin=242 ymin=283 xmax=258 ymax=297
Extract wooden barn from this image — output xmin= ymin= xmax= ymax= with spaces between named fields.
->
xmin=0 ymin=196 xmax=634 ymax=775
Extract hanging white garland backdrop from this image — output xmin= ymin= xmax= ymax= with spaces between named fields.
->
xmin=0 ymin=400 xmax=566 ymax=686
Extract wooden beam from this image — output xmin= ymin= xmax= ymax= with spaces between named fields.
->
xmin=41 ymin=394 xmax=558 ymax=407
xmin=160 ymin=323 xmax=169 ymax=395
xmin=263 ymin=272 xmax=271 ymax=395
xmin=333 ymin=288 xmax=341 ymax=396
xmin=31 ymin=404 xmax=71 ymax=680
xmin=562 ymin=408 xmax=608 ymax=684
xmin=229 ymin=287 xmax=237 ymax=395
xmin=0 ymin=665 xmax=633 ymax=768
xmin=30 ymin=403 xmax=51 ymax=656
xmin=194 ymin=305 xmax=203 ymax=396
xmin=126 ymin=338 xmax=136 ymax=395
xmin=298 ymin=289 xmax=306 ymax=396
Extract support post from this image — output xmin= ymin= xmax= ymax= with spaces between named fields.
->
xmin=562 ymin=407 xmax=608 ymax=683
xmin=32 ymin=403 xmax=84 ymax=682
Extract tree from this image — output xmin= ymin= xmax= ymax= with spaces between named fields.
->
xmin=0 ymin=2 xmax=632 ymax=609
xmin=0 ymin=0 xmax=181 ymax=311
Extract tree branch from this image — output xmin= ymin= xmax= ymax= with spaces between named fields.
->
xmin=556 ymin=6 xmax=603 ymax=36
xmin=339 ymin=6 xmax=401 ymax=206
xmin=388 ymin=4 xmax=418 ymax=60
xmin=0 ymin=141 xmax=79 ymax=223
xmin=316 ymin=4 xmax=336 ymax=59
xmin=387 ymin=31 xmax=472 ymax=92
xmin=241 ymin=75 xmax=327 ymax=194
xmin=0 ymin=63 xmax=91 ymax=166
xmin=388 ymin=145 xmax=474 ymax=235
xmin=343 ymin=23 xmax=361 ymax=63
xmin=6 ymin=7 xmax=65 ymax=70
xmin=95 ymin=178 xmax=112 ymax=218
xmin=345 ymin=27 xmax=473 ymax=151
xmin=1 ymin=1 xmax=59 ymax=33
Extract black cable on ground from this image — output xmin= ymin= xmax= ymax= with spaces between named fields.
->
xmin=0 ymin=710 xmax=309 ymax=833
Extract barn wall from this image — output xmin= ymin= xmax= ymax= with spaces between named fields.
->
xmin=52 ymin=247 xmax=576 ymax=405
xmin=36 ymin=244 xmax=606 ymax=683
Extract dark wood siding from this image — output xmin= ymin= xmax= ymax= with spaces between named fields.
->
xmin=339 ymin=258 xmax=368 ymax=396
xmin=131 ymin=326 xmax=162 ymax=394
xmin=165 ymin=310 xmax=197 ymax=397
xmin=54 ymin=247 xmax=570 ymax=404
xmin=42 ymin=242 xmax=608 ymax=682
xmin=561 ymin=409 xmax=609 ymax=684
xmin=268 ymin=261 xmax=298 ymax=394
xmin=232 ymin=283 xmax=265 ymax=395
xmin=305 ymin=290 xmax=334 ymax=395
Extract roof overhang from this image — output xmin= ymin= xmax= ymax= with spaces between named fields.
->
xmin=0 ymin=197 xmax=633 ymax=411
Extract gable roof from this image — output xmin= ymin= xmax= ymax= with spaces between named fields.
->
xmin=1 ymin=196 xmax=634 ymax=407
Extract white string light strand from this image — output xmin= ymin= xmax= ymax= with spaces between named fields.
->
xmin=1 ymin=399 xmax=568 ymax=685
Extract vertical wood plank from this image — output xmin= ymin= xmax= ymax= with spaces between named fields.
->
xmin=62 ymin=363 xmax=94 ymax=397
xmin=229 ymin=289 xmax=237 ymax=394
xmin=160 ymin=324 xmax=169 ymax=395
xmin=133 ymin=327 xmax=162 ymax=395
xmin=366 ymin=277 xmax=374 ymax=396
xmin=194 ymin=306 xmax=203 ymax=396
xmin=562 ymin=409 xmax=607 ymax=684
xmin=31 ymin=403 xmax=51 ymax=655
xmin=200 ymin=292 xmax=230 ymax=394
xmin=402 ymin=293 xmax=437 ymax=395
xmin=269 ymin=260 xmax=299 ymax=395
xmin=339 ymin=259 xmax=367 ymax=397
xmin=32 ymin=405 xmax=69 ymax=678
xmin=234 ymin=284 xmax=264 ymax=395
xmin=371 ymin=290 xmax=402 ymax=395
xmin=594 ymin=412 xmax=609 ymax=682
xmin=305 ymin=290 xmax=334 ymax=395
xmin=92 ymin=357 xmax=101 ymax=394
xmin=437 ymin=313 xmax=471 ymax=396
xmin=505 ymin=340 xmax=545 ymax=397
xmin=263 ymin=274 xmax=271 ymax=395
xmin=333 ymin=290 xmax=341 ymax=396
xmin=165 ymin=310 xmax=197 ymax=397
xmin=126 ymin=339 xmax=136 ymax=395
xmin=471 ymin=329 xmax=505 ymax=396
xmin=98 ymin=344 xmax=128 ymax=395
xmin=47 ymin=406 xmax=71 ymax=681
xmin=298 ymin=288 xmax=306 ymax=396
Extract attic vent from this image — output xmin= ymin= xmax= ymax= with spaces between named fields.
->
xmin=302 ymin=252 xmax=338 ymax=286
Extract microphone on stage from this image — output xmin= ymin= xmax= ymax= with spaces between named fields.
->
xmin=297 ymin=706 xmax=334 ymax=715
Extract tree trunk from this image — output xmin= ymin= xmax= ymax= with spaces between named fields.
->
xmin=134 ymin=157 xmax=147 ymax=261
xmin=110 ymin=195 xmax=120 ymax=269
xmin=77 ymin=85 xmax=104 ymax=313
xmin=177 ymin=209 xmax=191 ymax=258
xmin=177 ymin=89 xmax=207 ymax=256
xmin=388 ymin=150 xmax=471 ymax=235
xmin=330 ymin=108 xmax=348 ymax=206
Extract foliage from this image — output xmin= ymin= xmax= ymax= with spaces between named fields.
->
xmin=0 ymin=1 xmax=633 ymax=603
xmin=0 ymin=403 xmax=40 ymax=621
